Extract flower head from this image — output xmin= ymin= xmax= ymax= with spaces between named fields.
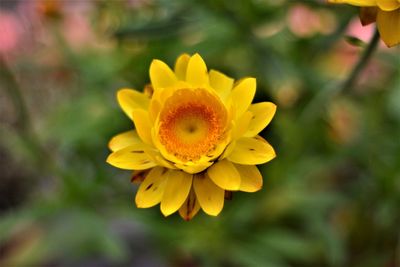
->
xmin=329 ymin=0 xmax=400 ymax=47
xmin=107 ymin=53 xmax=276 ymax=220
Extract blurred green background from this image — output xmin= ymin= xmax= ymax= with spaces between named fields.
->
xmin=1 ymin=0 xmax=399 ymax=266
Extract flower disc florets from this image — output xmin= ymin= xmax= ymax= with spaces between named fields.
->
xmin=158 ymin=88 xmax=228 ymax=162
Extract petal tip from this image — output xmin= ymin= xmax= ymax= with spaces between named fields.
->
xmin=254 ymin=186 xmax=263 ymax=192
xmin=204 ymin=210 xmax=221 ymax=216
xmin=116 ymin=89 xmax=128 ymax=101
xmin=160 ymin=206 xmax=173 ymax=217
xmin=135 ymin=195 xmax=148 ymax=209
xmin=149 ymin=59 xmax=164 ymax=71
xmin=177 ymin=53 xmax=191 ymax=60
xmin=105 ymin=154 xmax=115 ymax=165
xmin=151 ymin=59 xmax=161 ymax=64
xmin=107 ymin=140 xmax=114 ymax=151
xmin=243 ymin=77 xmax=256 ymax=83
xmin=192 ymin=52 xmax=201 ymax=58
xmin=190 ymin=53 xmax=207 ymax=65
xmin=270 ymin=104 xmax=278 ymax=117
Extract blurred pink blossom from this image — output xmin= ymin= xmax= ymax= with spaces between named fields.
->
xmin=345 ymin=18 xmax=387 ymax=48
xmin=0 ymin=11 xmax=22 ymax=54
xmin=287 ymin=4 xmax=336 ymax=37
xmin=61 ymin=1 xmax=96 ymax=50
xmin=288 ymin=4 xmax=320 ymax=37
xmin=63 ymin=14 xmax=95 ymax=50
xmin=346 ymin=18 xmax=374 ymax=43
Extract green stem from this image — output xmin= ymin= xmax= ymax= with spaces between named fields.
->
xmin=339 ymin=28 xmax=380 ymax=93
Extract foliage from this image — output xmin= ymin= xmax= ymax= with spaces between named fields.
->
xmin=0 ymin=0 xmax=399 ymax=266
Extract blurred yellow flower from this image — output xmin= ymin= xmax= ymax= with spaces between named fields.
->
xmin=329 ymin=0 xmax=400 ymax=47
xmin=107 ymin=53 xmax=276 ymax=220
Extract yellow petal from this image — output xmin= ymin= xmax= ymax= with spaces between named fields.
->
xmin=108 ymin=130 xmax=141 ymax=152
xmin=106 ymin=145 xmax=156 ymax=170
xmin=179 ymin=188 xmax=201 ymax=221
xmin=174 ymin=53 xmax=190 ymax=80
xmin=160 ymin=170 xmax=193 ymax=216
xmin=149 ymin=99 xmax=161 ymax=123
xmin=117 ymin=89 xmax=149 ymax=120
xmin=207 ymin=159 xmax=241 ymax=191
xmin=227 ymin=136 xmax=276 ymax=165
xmin=377 ymin=9 xmax=400 ymax=47
xmin=377 ymin=0 xmax=400 ymax=11
xmin=328 ymin=0 xmax=376 ymax=6
xmin=143 ymin=148 xmax=177 ymax=169
xmin=174 ymin=161 xmax=213 ymax=174
xmin=148 ymin=86 xmax=176 ymax=120
xmin=135 ymin=167 xmax=168 ymax=208
xmin=360 ymin=7 xmax=378 ymax=25
xmin=233 ymin=111 xmax=253 ymax=139
xmin=219 ymin=140 xmax=237 ymax=160
xmin=193 ymin=173 xmax=224 ymax=216
xmin=231 ymin=78 xmax=256 ymax=117
xmin=159 ymin=84 xmax=180 ymax=101
xmin=186 ymin=53 xmax=209 ymax=86
xmin=131 ymin=109 xmax=153 ymax=145
xmin=245 ymin=102 xmax=277 ymax=137
xmin=209 ymin=70 xmax=234 ymax=100
xmin=150 ymin=59 xmax=177 ymax=89
xmin=235 ymin=164 xmax=263 ymax=192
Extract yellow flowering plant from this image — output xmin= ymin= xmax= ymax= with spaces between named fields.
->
xmin=329 ymin=0 xmax=400 ymax=47
xmin=107 ymin=53 xmax=276 ymax=220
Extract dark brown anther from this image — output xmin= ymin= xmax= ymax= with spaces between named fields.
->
xmin=131 ymin=169 xmax=149 ymax=184
xmin=144 ymin=84 xmax=154 ymax=98
xmin=224 ymin=191 xmax=233 ymax=200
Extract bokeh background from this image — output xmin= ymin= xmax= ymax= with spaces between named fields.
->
xmin=1 ymin=0 xmax=399 ymax=266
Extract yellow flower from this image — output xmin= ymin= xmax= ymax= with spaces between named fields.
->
xmin=329 ymin=0 xmax=400 ymax=47
xmin=107 ymin=53 xmax=276 ymax=220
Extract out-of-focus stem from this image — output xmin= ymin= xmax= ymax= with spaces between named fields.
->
xmin=339 ymin=28 xmax=380 ymax=93
xmin=0 ymin=57 xmax=30 ymax=132
xmin=0 ymin=57 xmax=54 ymax=172
xmin=299 ymin=28 xmax=380 ymax=122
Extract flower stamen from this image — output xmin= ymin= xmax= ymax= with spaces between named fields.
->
xmin=158 ymin=89 xmax=227 ymax=161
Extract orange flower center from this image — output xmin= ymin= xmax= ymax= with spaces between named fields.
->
xmin=158 ymin=89 xmax=228 ymax=161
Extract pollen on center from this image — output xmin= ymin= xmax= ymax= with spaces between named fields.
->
xmin=158 ymin=88 xmax=228 ymax=161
